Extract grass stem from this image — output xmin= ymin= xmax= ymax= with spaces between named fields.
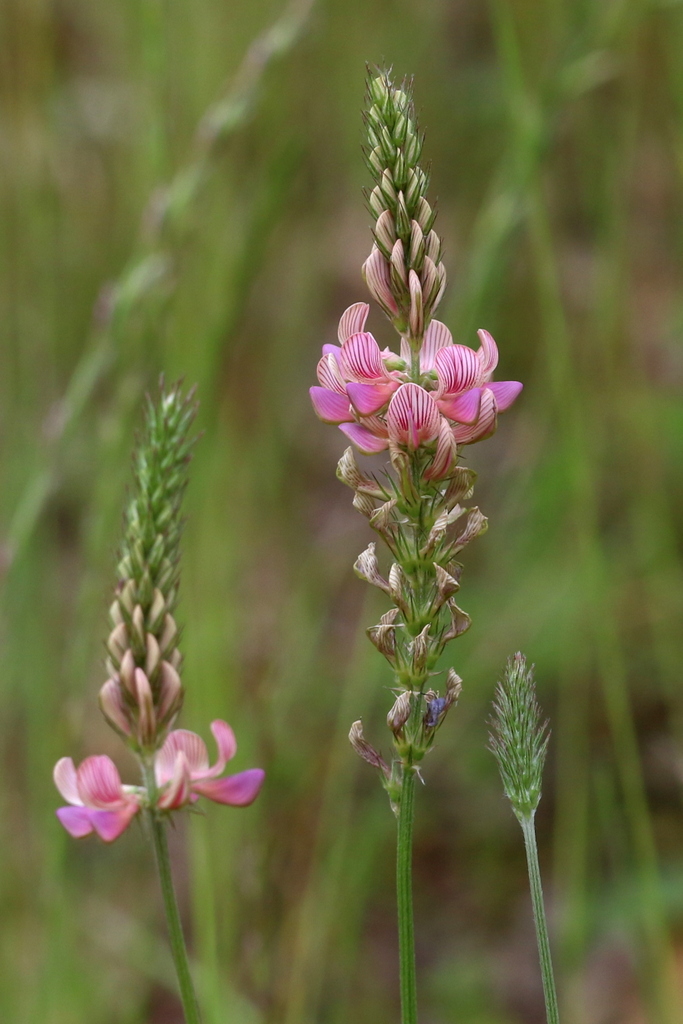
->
xmin=521 ymin=814 xmax=560 ymax=1024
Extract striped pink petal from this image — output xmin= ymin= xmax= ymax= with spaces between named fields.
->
xmin=338 ymin=303 xmax=370 ymax=343
xmin=435 ymin=345 xmax=482 ymax=397
xmin=56 ymin=806 xmax=93 ymax=837
xmin=54 ymin=757 xmax=82 ymax=805
xmin=425 ymin=416 xmax=457 ymax=481
xmin=157 ymin=752 xmax=193 ymax=809
xmin=476 ymin=329 xmax=499 ymax=378
xmin=420 ymin=319 xmax=453 ymax=372
xmin=338 ymin=422 xmax=390 ymax=454
xmin=488 ymin=380 xmax=523 ymax=411
xmin=193 ymin=768 xmax=265 ymax=807
xmin=346 ymin=381 xmax=398 ymax=416
xmin=156 ymin=729 xmax=209 ymax=786
xmin=339 ymin=332 xmax=388 ymax=383
xmin=88 ymin=805 xmax=139 ymax=843
xmin=322 ymin=343 xmax=341 ymax=357
xmin=453 ymin=388 xmax=498 ymax=444
xmin=76 ymin=756 xmax=128 ymax=809
xmin=310 ymin=386 xmax=354 ymax=424
xmin=316 ymin=353 xmax=346 ymax=393
xmin=438 ymin=387 xmax=482 ymax=425
xmin=386 ymin=384 xmax=441 ymax=450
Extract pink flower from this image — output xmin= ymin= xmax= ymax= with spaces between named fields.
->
xmin=386 ymin=383 xmax=440 ymax=450
xmin=54 ymin=755 xmax=142 ymax=842
xmin=154 ymin=720 xmax=265 ymax=811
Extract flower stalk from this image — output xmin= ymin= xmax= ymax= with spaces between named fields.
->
xmin=53 ymin=382 xmax=264 ymax=1022
xmin=489 ymin=654 xmax=559 ymax=1024
xmin=313 ymin=69 xmax=523 ymax=1024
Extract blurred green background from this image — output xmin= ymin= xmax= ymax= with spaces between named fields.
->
xmin=3 ymin=0 xmax=683 ymax=1020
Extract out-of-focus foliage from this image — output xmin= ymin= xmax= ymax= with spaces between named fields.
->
xmin=3 ymin=0 xmax=683 ymax=1021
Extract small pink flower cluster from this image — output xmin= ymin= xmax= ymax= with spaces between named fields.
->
xmin=54 ymin=720 xmax=264 ymax=842
xmin=310 ymin=304 xmax=522 ymax=479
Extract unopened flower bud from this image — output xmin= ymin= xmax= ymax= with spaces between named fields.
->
xmin=145 ymin=632 xmax=161 ymax=680
xmin=409 ymin=221 xmax=425 ymax=269
xmin=369 ymin=185 xmax=385 ymax=218
xmin=368 ymin=146 xmax=384 ymax=175
xmin=395 ymin=191 xmax=410 ymax=236
xmin=363 ymin=248 xmax=399 ymax=316
xmin=148 ymin=588 xmax=166 ymax=631
xmin=387 ymin=691 xmax=412 ymax=736
xmin=405 ymin=169 xmax=421 ymax=208
xmin=374 ymin=209 xmax=397 ymax=256
xmin=109 ymin=599 xmax=124 ymax=627
xmin=132 ymin=604 xmax=145 ymax=646
xmin=119 ymin=649 xmax=136 ymax=695
xmin=159 ymin=613 xmax=178 ymax=656
xmin=349 ymin=721 xmax=390 ymax=777
xmin=415 ymin=197 xmax=434 ymax=232
xmin=119 ymin=578 xmax=136 ymax=614
xmin=420 ymin=257 xmax=438 ymax=308
xmin=408 ymin=269 xmax=424 ymax=338
xmin=99 ymin=678 xmax=132 ymax=736
xmin=390 ymin=239 xmax=408 ymax=287
xmin=107 ymin=622 xmax=129 ymax=665
xmin=158 ymin=660 xmax=183 ymax=721
xmin=134 ymin=668 xmax=156 ymax=746
xmin=380 ymin=168 xmax=397 ymax=207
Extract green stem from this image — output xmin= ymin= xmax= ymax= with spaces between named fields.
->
xmin=521 ymin=815 xmax=560 ymax=1024
xmin=397 ymin=765 xmax=418 ymax=1024
xmin=143 ymin=764 xmax=202 ymax=1024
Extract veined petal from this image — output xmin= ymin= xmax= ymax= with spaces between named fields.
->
xmin=488 ymin=380 xmax=523 ymax=412
xmin=346 ymin=381 xmax=398 ymax=416
xmin=310 ymin=387 xmax=354 ymax=424
xmin=338 ymin=422 xmax=389 ymax=454
xmin=54 ymin=757 xmax=82 ymax=806
xmin=88 ymin=805 xmax=139 ymax=843
xmin=193 ymin=768 xmax=265 ymax=807
xmin=424 ymin=417 xmax=457 ymax=481
xmin=157 ymin=751 xmax=193 ymax=809
xmin=76 ymin=756 xmax=126 ymax=809
xmin=438 ymin=387 xmax=482 ymax=425
xmin=420 ymin=319 xmax=453 ymax=372
xmin=338 ymin=303 xmax=369 ymax=343
xmin=435 ymin=345 xmax=482 ymax=397
xmin=316 ymin=353 xmax=346 ymax=393
xmin=156 ymin=729 xmax=209 ymax=786
xmin=386 ymin=384 xmax=440 ymax=450
xmin=453 ymin=388 xmax=497 ymax=444
xmin=339 ymin=332 xmax=388 ymax=383
xmin=476 ymin=329 xmax=499 ymax=378
xmin=56 ymin=806 xmax=93 ymax=838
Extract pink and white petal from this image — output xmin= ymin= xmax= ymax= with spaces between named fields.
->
xmin=476 ymin=329 xmax=499 ymax=378
xmin=88 ymin=804 xmax=139 ymax=843
xmin=346 ymin=381 xmax=398 ymax=416
xmin=337 ymin=302 xmax=370 ymax=343
xmin=157 ymin=752 xmax=193 ymax=809
xmin=156 ymin=729 xmax=209 ymax=787
xmin=420 ymin=319 xmax=453 ymax=372
xmin=193 ymin=768 xmax=265 ymax=807
xmin=207 ymin=720 xmax=238 ymax=773
xmin=487 ymin=380 xmax=523 ymax=412
xmin=56 ymin=805 xmax=94 ymax=838
xmin=437 ymin=387 xmax=482 ymax=425
xmin=453 ymin=389 xmax=498 ymax=444
xmin=54 ymin=757 xmax=82 ymax=806
xmin=339 ymin=332 xmax=388 ymax=383
xmin=316 ymin=353 xmax=346 ymax=393
xmin=338 ymin=422 xmax=389 ymax=454
xmin=424 ymin=417 xmax=457 ymax=481
xmin=309 ymin=387 xmax=354 ymax=424
xmin=435 ymin=345 xmax=482 ymax=398
xmin=77 ymin=756 xmax=126 ymax=810
xmin=386 ymin=384 xmax=441 ymax=450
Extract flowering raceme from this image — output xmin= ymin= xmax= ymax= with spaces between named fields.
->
xmin=310 ymin=304 xmax=522 ymax=476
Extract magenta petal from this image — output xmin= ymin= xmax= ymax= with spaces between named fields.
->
xmin=386 ymin=384 xmax=440 ymax=449
xmin=322 ymin=343 xmax=341 ymax=357
xmin=209 ymin=720 xmax=237 ymax=770
xmin=346 ymin=381 xmax=397 ymax=415
xmin=438 ymin=388 xmax=482 ymax=425
xmin=88 ymin=806 xmax=138 ymax=842
xmin=193 ymin=768 xmax=265 ymax=807
xmin=435 ymin=345 xmax=481 ymax=396
xmin=56 ymin=806 xmax=94 ymax=838
xmin=487 ymin=380 xmax=523 ymax=412
xmin=339 ymin=332 xmax=387 ymax=383
xmin=420 ymin=319 xmax=453 ymax=371
xmin=337 ymin=302 xmax=369 ymax=343
xmin=476 ymin=329 xmax=499 ymax=377
xmin=310 ymin=387 xmax=353 ymax=424
xmin=76 ymin=755 xmax=125 ymax=808
xmin=338 ymin=422 xmax=389 ymax=454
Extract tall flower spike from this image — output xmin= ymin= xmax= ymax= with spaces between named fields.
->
xmin=363 ymin=70 xmax=446 ymax=348
xmin=102 ymin=381 xmax=199 ymax=753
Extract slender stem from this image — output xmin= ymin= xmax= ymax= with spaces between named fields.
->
xmin=143 ymin=764 xmax=202 ymax=1024
xmin=397 ymin=765 xmax=418 ymax=1024
xmin=521 ymin=814 xmax=560 ymax=1024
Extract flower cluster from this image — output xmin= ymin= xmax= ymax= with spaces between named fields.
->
xmin=55 ymin=720 xmax=264 ymax=842
xmin=54 ymin=383 xmax=264 ymax=841
xmin=310 ymin=71 xmax=523 ymax=807
xmin=310 ymin=305 xmax=521 ymax=476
